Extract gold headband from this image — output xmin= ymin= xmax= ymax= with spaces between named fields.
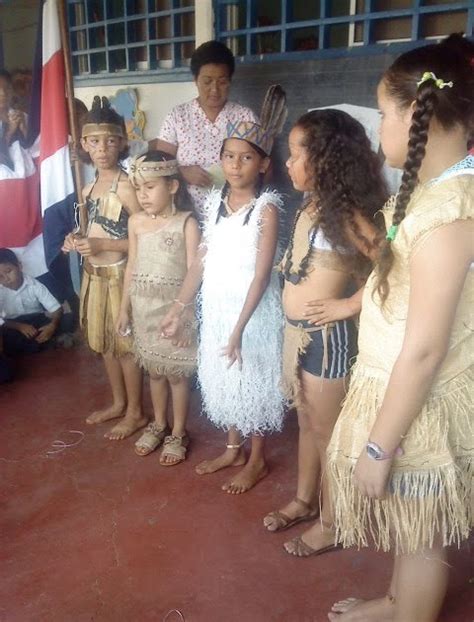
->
xmin=128 ymin=154 xmax=179 ymax=186
xmin=81 ymin=123 xmax=125 ymax=138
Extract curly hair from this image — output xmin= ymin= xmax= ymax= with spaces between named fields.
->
xmin=140 ymin=150 xmax=194 ymax=214
xmin=295 ymin=109 xmax=388 ymax=265
xmin=79 ymin=96 xmax=129 ymax=163
xmin=190 ymin=40 xmax=235 ymax=79
xmin=375 ymin=34 xmax=474 ymax=303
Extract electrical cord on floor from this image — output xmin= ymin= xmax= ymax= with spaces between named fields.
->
xmin=163 ymin=610 xmax=185 ymax=622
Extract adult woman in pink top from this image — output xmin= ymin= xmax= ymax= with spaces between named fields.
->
xmin=152 ymin=41 xmax=257 ymax=214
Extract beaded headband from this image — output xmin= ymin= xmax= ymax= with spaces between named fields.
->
xmin=416 ymin=71 xmax=453 ymax=90
xmin=128 ymin=154 xmax=179 ymax=186
xmin=225 ymin=121 xmax=273 ymax=156
xmin=81 ymin=123 xmax=125 ymax=138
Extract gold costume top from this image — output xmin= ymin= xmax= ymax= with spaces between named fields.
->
xmin=328 ymin=158 xmax=473 ymax=555
xmin=280 ymin=208 xmax=353 ymax=284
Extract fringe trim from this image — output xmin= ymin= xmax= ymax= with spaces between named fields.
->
xmin=328 ymin=364 xmax=473 ymax=554
xmin=281 ymin=321 xmax=311 ymax=408
xmin=134 ymin=349 xmax=196 ymax=378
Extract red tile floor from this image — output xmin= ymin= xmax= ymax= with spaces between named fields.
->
xmin=1 ymin=346 xmax=472 ymax=622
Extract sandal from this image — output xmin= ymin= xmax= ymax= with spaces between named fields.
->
xmin=135 ymin=422 xmax=170 ymax=456
xmin=263 ymin=497 xmax=319 ymax=533
xmin=160 ymin=434 xmax=189 ymax=466
xmin=284 ymin=519 xmax=342 ymax=558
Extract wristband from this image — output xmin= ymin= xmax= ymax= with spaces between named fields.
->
xmin=366 ymin=441 xmax=403 ymax=461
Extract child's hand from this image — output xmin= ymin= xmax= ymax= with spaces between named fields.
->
xmin=303 ymin=297 xmax=357 ymax=325
xmin=35 ymin=322 xmax=56 ymax=343
xmin=160 ymin=310 xmax=182 ymax=339
xmin=62 ymin=233 xmax=76 ymax=253
xmin=116 ymin=311 xmax=131 ymax=337
xmin=74 ymin=237 xmax=104 ymax=257
xmin=16 ymin=323 xmax=38 ymax=339
xmin=220 ymin=330 xmax=243 ymax=370
xmin=353 ymin=450 xmax=393 ymax=499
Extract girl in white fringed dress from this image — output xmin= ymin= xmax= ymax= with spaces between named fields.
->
xmin=161 ymin=120 xmax=284 ymax=494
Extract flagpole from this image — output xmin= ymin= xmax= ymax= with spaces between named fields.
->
xmin=57 ymin=0 xmax=86 ymax=236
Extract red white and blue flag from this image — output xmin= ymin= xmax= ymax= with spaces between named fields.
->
xmin=0 ymin=0 xmax=75 ymax=280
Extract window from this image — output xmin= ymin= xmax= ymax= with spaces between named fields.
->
xmin=214 ymin=0 xmax=472 ymax=59
xmin=68 ymin=0 xmax=195 ymax=78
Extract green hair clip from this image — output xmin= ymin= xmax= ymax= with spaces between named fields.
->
xmin=386 ymin=224 xmax=399 ymax=242
xmin=416 ymin=71 xmax=453 ymax=90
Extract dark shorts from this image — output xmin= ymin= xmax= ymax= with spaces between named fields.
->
xmin=287 ymin=318 xmax=357 ymax=379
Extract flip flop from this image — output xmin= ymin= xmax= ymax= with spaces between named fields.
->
xmin=264 ymin=497 xmax=319 ymax=532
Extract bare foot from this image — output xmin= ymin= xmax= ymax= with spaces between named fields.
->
xmin=195 ymin=447 xmax=246 ymax=475
xmin=263 ymin=498 xmax=318 ymax=532
xmin=222 ymin=460 xmax=268 ymax=494
xmin=284 ymin=518 xmax=338 ymax=556
xmin=86 ymin=403 xmax=125 ymax=425
xmin=328 ymin=596 xmax=394 ymax=621
xmin=104 ymin=413 xmax=148 ymax=440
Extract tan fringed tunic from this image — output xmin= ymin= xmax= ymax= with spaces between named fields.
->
xmin=327 ymin=162 xmax=473 ymax=554
xmin=130 ymin=211 xmax=197 ymax=377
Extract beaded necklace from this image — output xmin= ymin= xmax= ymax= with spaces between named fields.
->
xmin=281 ymin=199 xmax=319 ymax=285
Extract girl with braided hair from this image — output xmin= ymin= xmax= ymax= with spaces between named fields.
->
xmin=327 ymin=34 xmax=473 ymax=622
xmin=161 ymin=120 xmax=284 ymax=494
xmin=263 ymin=110 xmax=386 ymax=558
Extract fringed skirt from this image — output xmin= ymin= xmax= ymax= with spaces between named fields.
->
xmin=80 ymin=260 xmax=133 ymax=357
xmin=130 ymin=276 xmax=197 ymax=377
xmin=327 ymin=362 xmax=473 ymax=554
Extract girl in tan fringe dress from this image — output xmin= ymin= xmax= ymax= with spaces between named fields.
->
xmin=327 ymin=35 xmax=473 ymax=622
xmin=117 ymin=151 xmax=200 ymax=465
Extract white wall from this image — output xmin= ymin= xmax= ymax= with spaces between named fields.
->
xmin=75 ymin=81 xmax=197 ymax=140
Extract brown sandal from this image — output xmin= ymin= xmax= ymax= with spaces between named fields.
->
xmin=160 ymin=434 xmax=189 ymax=466
xmin=263 ymin=497 xmax=319 ymax=533
xmin=284 ymin=519 xmax=342 ymax=557
xmin=135 ymin=422 xmax=170 ymax=456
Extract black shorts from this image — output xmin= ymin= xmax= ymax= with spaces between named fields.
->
xmin=287 ymin=318 xmax=357 ymax=379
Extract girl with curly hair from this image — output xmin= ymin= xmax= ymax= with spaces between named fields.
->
xmin=263 ymin=109 xmax=387 ymax=557
xmin=327 ymin=34 xmax=473 ymax=622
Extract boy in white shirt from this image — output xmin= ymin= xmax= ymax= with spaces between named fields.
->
xmin=0 ymin=248 xmax=68 ymax=354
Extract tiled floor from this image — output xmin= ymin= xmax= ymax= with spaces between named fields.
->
xmin=1 ymin=347 xmax=472 ymax=621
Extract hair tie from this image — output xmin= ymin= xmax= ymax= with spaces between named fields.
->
xmin=386 ymin=224 xmax=399 ymax=242
xmin=416 ymin=71 xmax=453 ymax=90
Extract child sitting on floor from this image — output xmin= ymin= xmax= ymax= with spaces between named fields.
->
xmin=0 ymin=248 xmax=73 ymax=354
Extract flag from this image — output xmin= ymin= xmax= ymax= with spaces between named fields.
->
xmin=31 ymin=0 xmax=76 ymax=272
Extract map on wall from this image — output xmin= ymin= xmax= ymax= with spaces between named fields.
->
xmin=109 ymin=88 xmax=145 ymax=141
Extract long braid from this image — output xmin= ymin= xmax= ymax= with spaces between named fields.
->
xmin=243 ymin=172 xmax=264 ymax=225
xmin=375 ymin=81 xmax=438 ymax=302
xmin=215 ymin=181 xmax=229 ymax=223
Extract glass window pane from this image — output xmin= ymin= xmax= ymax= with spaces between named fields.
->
xmin=88 ymin=25 xmax=105 ymax=48
xmin=373 ymin=0 xmax=412 ymax=10
xmin=106 ymin=0 xmax=124 ymax=19
xmin=128 ymin=19 xmax=146 ymax=43
xmin=148 ymin=0 xmax=172 ymax=10
xmin=129 ymin=46 xmax=149 ymax=70
xmin=68 ymin=1 xmax=86 ymax=27
xmin=328 ymin=1 xmax=352 ymax=17
xmin=256 ymin=1 xmax=281 ymax=27
xmin=287 ymin=0 xmax=320 ymax=22
xmin=223 ymin=35 xmax=246 ymax=57
xmin=109 ymin=48 xmax=127 ymax=71
xmin=149 ymin=15 xmax=172 ymax=40
xmin=86 ymin=0 xmax=104 ymax=22
xmin=373 ymin=17 xmax=411 ymax=41
xmin=327 ymin=23 xmax=349 ymax=47
xmin=72 ymin=54 xmax=89 ymax=75
xmin=287 ymin=27 xmax=318 ymax=52
xmin=420 ymin=10 xmax=467 ymax=37
xmin=90 ymin=51 xmax=107 ymax=72
xmin=152 ymin=43 xmax=173 ymax=68
xmin=71 ymin=29 xmax=87 ymax=52
xmin=126 ymin=0 xmax=147 ymax=15
xmin=107 ymin=22 xmax=125 ymax=45
xmin=251 ymin=32 xmax=280 ymax=55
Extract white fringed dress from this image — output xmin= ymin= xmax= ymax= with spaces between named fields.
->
xmin=198 ymin=189 xmax=285 ymax=437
